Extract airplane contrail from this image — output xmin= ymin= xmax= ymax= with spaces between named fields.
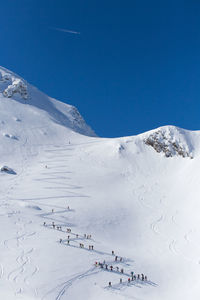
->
xmin=51 ymin=27 xmax=80 ymax=35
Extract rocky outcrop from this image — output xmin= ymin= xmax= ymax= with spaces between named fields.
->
xmin=0 ymin=72 xmax=28 ymax=100
xmin=144 ymin=130 xmax=193 ymax=158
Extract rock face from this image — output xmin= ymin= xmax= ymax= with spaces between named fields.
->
xmin=144 ymin=129 xmax=193 ymax=158
xmin=3 ymin=79 xmax=28 ymax=100
xmin=0 ymin=72 xmax=28 ymax=100
xmin=0 ymin=166 xmax=16 ymax=174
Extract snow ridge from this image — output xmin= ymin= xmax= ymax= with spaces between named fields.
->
xmin=0 ymin=66 xmax=95 ymax=137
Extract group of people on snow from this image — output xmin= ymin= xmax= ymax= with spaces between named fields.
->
xmin=43 ymin=215 xmax=149 ymax=290
xmin=108 ymin=273 xmax=148 ymax=287
xmin=95 ymin=261 xmax=148 ymax=287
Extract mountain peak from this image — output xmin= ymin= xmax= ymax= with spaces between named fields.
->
xmin=0 ymin=66 xmax=96 ymax=137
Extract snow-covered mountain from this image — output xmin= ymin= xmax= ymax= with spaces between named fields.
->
xmin=0 ymin=66 xmax=95 ymax=138
xmin=1 ymin=66 xmax=200 ymax=300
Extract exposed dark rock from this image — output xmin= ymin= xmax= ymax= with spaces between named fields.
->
xmin=144 ymin=130 xmax=192 ymax=158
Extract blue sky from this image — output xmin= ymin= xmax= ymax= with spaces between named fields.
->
xmin=1 ymin=0 xmax=200 ymax=137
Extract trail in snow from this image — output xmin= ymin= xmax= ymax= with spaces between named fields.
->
xmin=42 ymin=267 xmax=99 ymax=300
xmin=35 ymin=144 xmax=155 ymax=300
xmin=150 ymin=215 xmax=165 ymax=235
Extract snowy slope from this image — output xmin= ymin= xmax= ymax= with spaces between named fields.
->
xmin=1 ymin=67 xmax=200 ymax=300
xmin=0 ymin=66 xmax=95 ymax=139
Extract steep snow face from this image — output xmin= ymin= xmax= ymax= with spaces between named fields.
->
xmin=0 ymin=66 xmax=95 ymax=137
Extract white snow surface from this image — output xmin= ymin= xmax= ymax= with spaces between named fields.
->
xmin=1 ymin=66 xmax=200 ymax=300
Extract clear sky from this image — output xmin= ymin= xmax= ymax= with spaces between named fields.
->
xmin=1 ymin=0 xmax=200 ymax=137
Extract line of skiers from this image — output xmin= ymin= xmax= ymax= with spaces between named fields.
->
xmin=84 ymin=234 xmax=92 ymax=239
xmin=96 ymin=261 xmax=124 ymax=273
xmin=44 ymin=222 xmax=92 ymax=240
xmin=108 ymin=274 xmax=147 ymax=287
xmin=96 ymin=262 xmax=147 ymax=282
xmin=114 ymin=255 xmax=123 ymax=262
xmin=44 ymin=222 xmax=88 ymax=237
xmin=50 ymin=206 xmax=71 ymax=214
xmin=44 ymin=222 xmax=94 ymax=247
xmin=44 ymin=221 xmax=149 ymax=285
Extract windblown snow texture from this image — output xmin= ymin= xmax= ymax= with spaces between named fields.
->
xmin=0 ymin=66 xmax=200 ymax=300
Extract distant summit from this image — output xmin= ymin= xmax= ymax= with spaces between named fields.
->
xmin=0 ymin=66 xmax=95 ymax=137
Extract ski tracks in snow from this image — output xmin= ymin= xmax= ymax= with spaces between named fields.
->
xmin=42 ymin=267 xmax=99 ymax=300
xmin=4 ymin=217 xmax=38 ymax=295
xmin=168 ymin=239 xmax=179 ymax=255
xmin=0 ymin=264 xmax=4 ymax=279
xmin=150 ymin=215 xmax=165 ymax=235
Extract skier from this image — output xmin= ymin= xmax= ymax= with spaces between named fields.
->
xmin=115 ymin=256 xmax=118 ymax=261
xmin=105 ymin=264 xmax=108 ymax=270
xmin=43 ymin=222 xmax=46 ymax=226
xmin=67 ymin=235 xmax=70 ymax=239
xmin=67 ymin=240 xmax=70 ymax=245
xmin=131 ymin=271 xmax=134 ymax=276
xmin=59 ymin=238 xmax=62 ymax=243
xmin=116 ymin=266 xmax=119 ymax=272
xmin=133 ymin=275 xmax=136 ymax=280
xmin=91 ymin=245 xmax=94 ymax=250
xmin=84 ymin=234 xmax=87 ymax=238
xmin=120 ymin=278 xmax=122 ymax=284
xmin=128 ymin=278 xmax=130 ymax=283
xmin=112 ymin=250 xmax=115 ymax=255
xmin=145 ymin=275 xmax=147 ymax=281
xmin=110 ymin=265 xmax=113 ymax=271
xmin=52 ymin=209 xmax=54 ymax=213
xmin=109 ymin=282 xmax=111 ymax=287
xmin=137 ymin=274 xmax=140 ymax=280
xmin=121 ymin=268 xmax=124 ymax=274
xmin=141 ymin=274 xmax=144 ymax=281
xmin=120 ymin=257 xmax=122 ymax=262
